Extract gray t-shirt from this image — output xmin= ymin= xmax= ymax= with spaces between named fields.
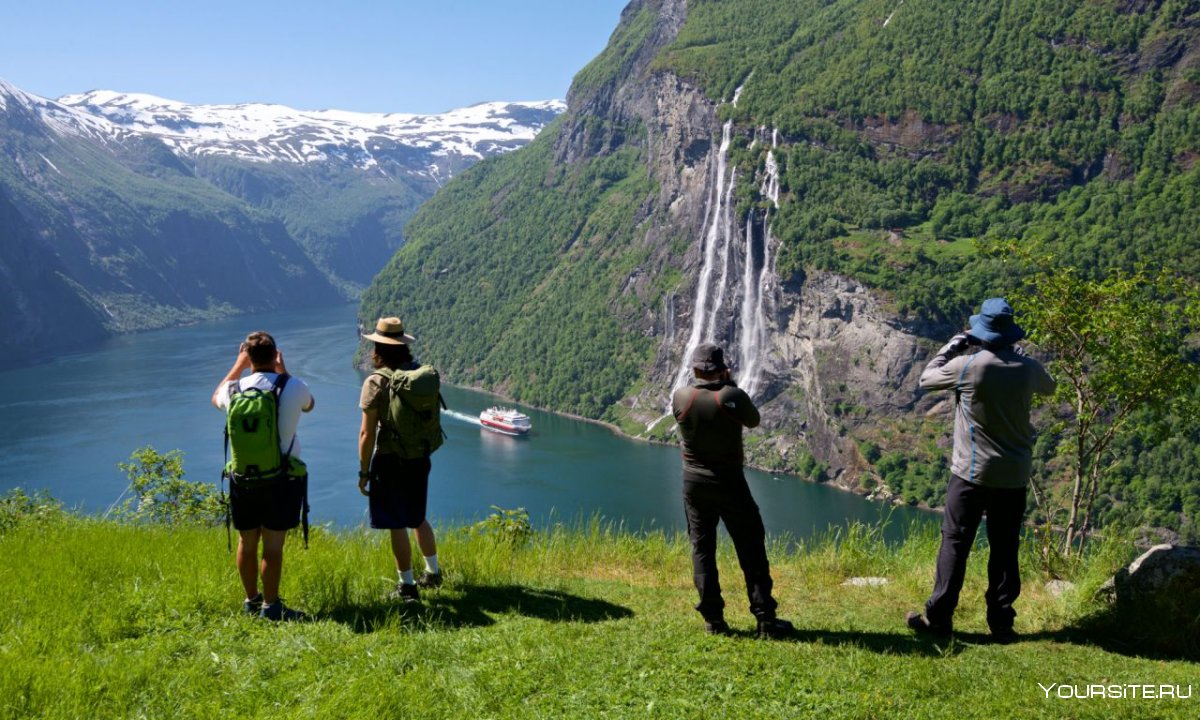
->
xmin=920 ymin=346 xmax=1056 ymax=488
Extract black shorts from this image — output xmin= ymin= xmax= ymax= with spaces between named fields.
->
xmin=368 ymin=454 xmax=431 ymax=529
xmin=229 ymin=476 xmax=305 ymax=532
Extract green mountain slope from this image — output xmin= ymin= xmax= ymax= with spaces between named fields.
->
xmin=362 ymin=120 xmax=662 ymax=417
xmin=660 ymin=0 xmax=1200 ymax=318
xmin=0 ymin=90 xmax=343 ymax=360
xmin=362 ymin=0 xmax=1200 ymax=539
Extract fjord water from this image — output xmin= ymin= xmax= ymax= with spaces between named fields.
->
xmin=0 ymin=303 xmax=931 ymax=539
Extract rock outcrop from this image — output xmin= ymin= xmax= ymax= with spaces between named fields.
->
xmin=563 ymin=0 xmax=944 ymax=490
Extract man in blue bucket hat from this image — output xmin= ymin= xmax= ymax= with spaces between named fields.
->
xmin=906 ymin=298 xmax=1056 ymax=643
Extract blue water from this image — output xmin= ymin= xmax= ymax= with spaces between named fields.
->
xmin=0 ymin=302 xmax=933 ymax=539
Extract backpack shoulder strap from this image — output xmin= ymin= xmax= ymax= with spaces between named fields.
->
xmin=676 ymin=388 xmax=702 ymax=422
xmin=270 ymin=373 xmax=294 ymax=457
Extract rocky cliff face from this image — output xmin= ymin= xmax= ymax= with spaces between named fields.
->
xmin=550 ymin=0 xmax=943 ymax=492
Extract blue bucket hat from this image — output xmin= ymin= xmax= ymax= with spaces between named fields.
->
xmin=969 ymin=298 xmax=1025 ymax=345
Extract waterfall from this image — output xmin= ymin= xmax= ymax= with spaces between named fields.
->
xmin=739 ymin=136 xmax=781 ymax=398
xmin=706 ymin=167 xmax=737 ymax=343
xmin=672 ymin=120 xmax=734 ymax=394
xmin=738 ymin=211 xmax=762 ymax=394
xmin=671 ymin=114 xmax=781 ymax=402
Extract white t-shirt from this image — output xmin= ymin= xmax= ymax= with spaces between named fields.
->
xmin=216 ymin=372 xmax=314 ymax=459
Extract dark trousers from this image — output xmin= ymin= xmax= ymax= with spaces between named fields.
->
xmin=926 ymin=474 xmax=1026 ymax=631
xmin=683 ymin=473 xmax=777 ymax=622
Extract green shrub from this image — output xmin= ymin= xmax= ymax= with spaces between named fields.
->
xmin=0 ymin=488 xmax=63 ymax=533
xmin=110 ymin=446 xmax=224 ymax=526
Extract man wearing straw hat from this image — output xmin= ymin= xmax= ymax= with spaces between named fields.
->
xmin=358 ymin=317 xmax=444 ymax=602
xmin=906 ymin=297 xmax=1055 ymax=644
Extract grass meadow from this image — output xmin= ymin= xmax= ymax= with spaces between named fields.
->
xmin=1 ymin=510 xmax=1196 ymax=719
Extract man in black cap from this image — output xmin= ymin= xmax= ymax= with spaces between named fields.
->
xmin=906 ymin=298 xmax=1056 ymax=643
xmin=671 ymin=342 xmax=792 ymax=638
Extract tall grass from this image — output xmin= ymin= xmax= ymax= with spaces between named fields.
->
xmin=0 ymin=511 xmax=1194 ymax=719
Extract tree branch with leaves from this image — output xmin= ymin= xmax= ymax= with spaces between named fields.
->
xmin=1015 ymin=256 xmax=1200 ymax=559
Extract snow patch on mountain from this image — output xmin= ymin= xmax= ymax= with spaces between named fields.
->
xmin=0 ymin=78 xmax=130 ymax=143
xmin=56 ymin=90 xmax=565 ymax=169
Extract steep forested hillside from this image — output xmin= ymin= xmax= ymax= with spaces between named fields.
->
xmin=362 ymin=121 xmax=662 ymax=417
xmin=661 ymin=0 xmax=1200 ymax=317
xmin=0 ymin=94 xmax=342 ymax=344
xmin=362 ymin=0 xmax=1200 ymax=540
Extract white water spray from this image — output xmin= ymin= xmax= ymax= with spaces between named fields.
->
xmin=672 ymin=118 xmax=781 ymax=400
xmin=672 ymin=120 xmax=735 ymax=393
xmin=883 ymin=0 xmax=905 ymax=29
xmin=738 ymin=135 xmax=781 ymax=397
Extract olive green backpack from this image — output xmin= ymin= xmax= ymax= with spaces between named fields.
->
xmin=373 ymin=365 xmax=447 ymax=458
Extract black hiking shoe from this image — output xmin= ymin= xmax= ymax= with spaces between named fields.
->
xmin=417 ymin=571 xmax=443 ymax=589
xmin=704 ymin=619 xmax=731 ymax=636
xmin=388 ymin=582 xmax=420 ymax=603
xmin=243 ymin=593 xmax=263 ymax=615
xmin=990 ymin=626 xmax=1019 ymax=645
xmin=906 ymin=611 xmax=952 ymax=639
xmin=260 ymin=600 xmax=306 ymax=622
xmin=757 ymin=618 xmax=795 ymax=639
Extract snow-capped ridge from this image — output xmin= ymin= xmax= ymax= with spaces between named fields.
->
xmin=55 ymin=89 xmax=566 ymax=169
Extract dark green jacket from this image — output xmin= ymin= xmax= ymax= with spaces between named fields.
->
xmin=672 ymin=379 xmax=760 ymax=479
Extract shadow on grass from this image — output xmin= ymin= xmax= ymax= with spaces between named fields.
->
xmin=742 ymin=624 xmax=1198 ymax=661
xmin=1019 ymin=624 xmax=1200 ymax=662
xmin=321 ymin=583 xmax=634 ymax=634
xmin=734 ymin=627 xmax=983 ymax=656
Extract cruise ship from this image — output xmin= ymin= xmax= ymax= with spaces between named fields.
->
xmin=479 ymin=407 xmax=532 ymax=435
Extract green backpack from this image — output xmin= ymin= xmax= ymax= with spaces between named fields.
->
xmin=373 ymin=365 xmax=447 ymax=459
xmin=224 ymin=374 xmax=292 ymax=481
xmin=220 ymin=374 xmax=309 ymax=549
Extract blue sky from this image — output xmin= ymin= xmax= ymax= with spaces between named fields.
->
xmin=1 ymin=0 xmax=630 ymax=113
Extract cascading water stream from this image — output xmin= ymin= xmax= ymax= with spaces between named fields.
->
xmin=670 ymin=104 xmax=780 ymax=406
xmin=672 ymin=120 xmax=734 ymax=394
xmin=705 ymin=168 xmax=737 ymax=343
xmin=738 ymin=133 xmax=781 ymax=398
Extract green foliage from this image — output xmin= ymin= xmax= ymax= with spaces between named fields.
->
xmin=1017 ymin=257 xmax=1200 ymax=556
xmin=657 ymin=0 xmax=1200 ymax=324
xmin=360 ymin=124 xmax=659 ymax=418
xmin=570 ymin=1 xmax=659 ymax=95
xmin=472 ymin=506 xmax=534 ymax=548
xmin=111 ymin=446 xmax=224 ymax=526
xmin=0 ymin=488 xmax=63 ymax=533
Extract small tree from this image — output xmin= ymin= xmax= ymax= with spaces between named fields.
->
xmin=1018 ymin=262 xmax=1200 ymax=558
xmin=111 ymin=446 xmax=224 ymax=525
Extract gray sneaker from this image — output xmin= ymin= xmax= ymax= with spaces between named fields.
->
xmin=243 ymin=593 xmax=264 ymax=615
xmin=260 ymin=600 xmax=307 ymax=622
xmin=417 ymin=571 xmax=443 ymax=588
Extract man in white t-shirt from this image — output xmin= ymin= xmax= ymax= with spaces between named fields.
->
xmin=212 ymin=331 xmax=314 ymax=621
